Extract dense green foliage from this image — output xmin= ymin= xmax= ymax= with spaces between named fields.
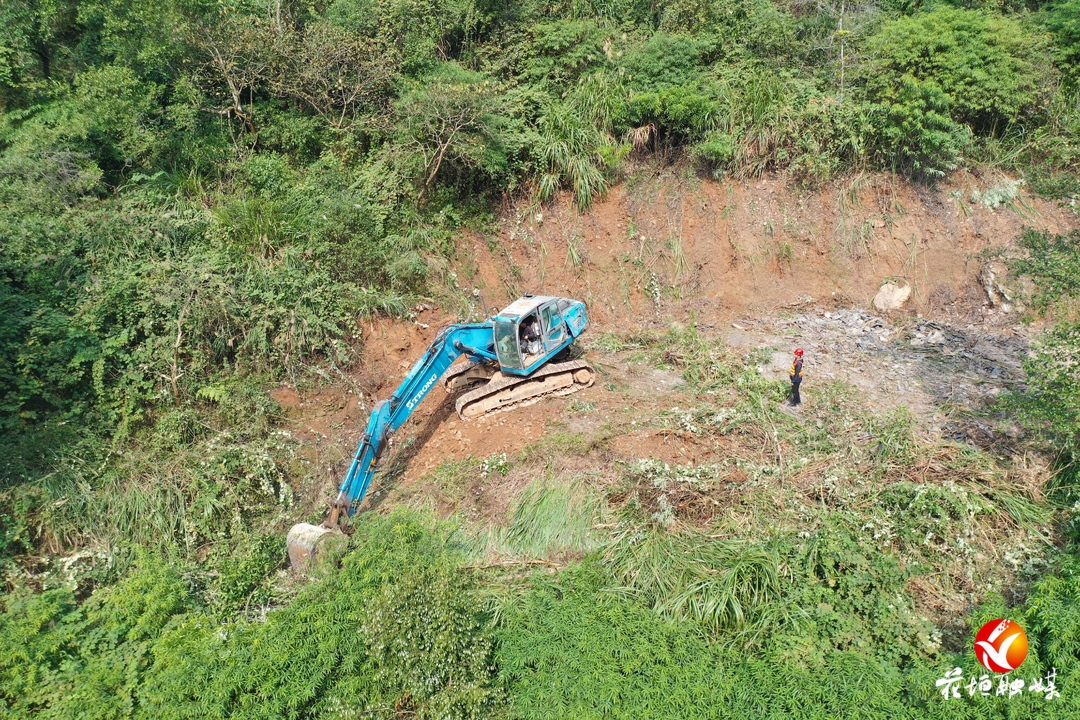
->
xmin=500 ymin=560 xmax=1080 ymax=719
xmin=0 ymin=514 xmax=502 ymax=719
xmin=865 ymin=9 xmax=1050 ymax=136
xmin=1045 ymin=0 xmax=1080 ymax=84
xmin=7 ymin=511 xmax=1080 ymax=719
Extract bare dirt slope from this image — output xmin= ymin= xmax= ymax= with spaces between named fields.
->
xmin=276 ymin=169 xmax=1076 ymax=524
xmin=458 ymin=169 xmax=1073 ymax=325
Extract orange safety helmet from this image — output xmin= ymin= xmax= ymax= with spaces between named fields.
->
xmin=794 ymin=348 xmax=804 ymax=357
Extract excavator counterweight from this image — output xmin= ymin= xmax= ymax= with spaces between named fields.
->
xmin=287 ymin=295 xmax=592 ymax=566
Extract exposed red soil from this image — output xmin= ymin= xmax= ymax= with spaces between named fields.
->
xmin=274 ymin=169 xmax=1079 ymax=523
xmin=456 ymin=169 xmax=1074 ymax=325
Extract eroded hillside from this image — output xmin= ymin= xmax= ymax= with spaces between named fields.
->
xmin=273 ymin=172 xmax=1075 ymax=653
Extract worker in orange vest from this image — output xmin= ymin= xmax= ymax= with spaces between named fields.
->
xmin=789 ymin=348 xmax=804 ymax=406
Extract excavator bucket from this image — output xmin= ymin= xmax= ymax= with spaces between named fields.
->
xmin=287 ymin=522 xmax=343 ymax=568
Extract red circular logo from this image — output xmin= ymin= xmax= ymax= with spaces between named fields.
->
xmin=974 ymin=619 xmax=1028 ymax=673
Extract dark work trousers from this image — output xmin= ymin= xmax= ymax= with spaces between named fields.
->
xmin=790 ymin=379 xmax=801 ymax=405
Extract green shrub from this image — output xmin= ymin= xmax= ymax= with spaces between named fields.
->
xmin=535 ymin=102 xmax=615 ymax=209
xmin=394 ymin=63 xmax=515 ymax=194
xmin=1026 ymin=552 xmax=1080 ymax=675
xmin=0 ymin=558 xmax=190 ymax=719
xmin=622 ymin=33 xmax=709 ymax=91
xmin=325 ymin=0 xmax=494 ymax=75
xmin=619 ymin=85 xmax=722 ymax=147
xmin=206 ymin=533 xmax=286 ymax=618
xmin=498 ymin=564 xmax=732 ymax=719
xmin=355 ymin=565 xmax=498 ymax=718
xmin=521 ymin=20 xmax=611 ymax=90
xmin=690 ymin=130 xmax=739 ymax=170
xmin=1045 ymin=0 xmax=1080 ymax=85
xmin=0 ymin=589 xmax=81 ymax=714
xmin=0 ymin=64 xmax=162 ymax=180
xmin=692 ymin=68 xmax=859 ymax=180
xmin=871 ymin=76 xmax=968 ymax=180
xmin=783 ymin=525 xmax=940 ymax=667
xmin=864 ymin=9 xmax=1053 ymax=136
xmin=785 ymin=97 xmax=877 ymax=185
xmin=236 ymin=153 xmax=298 ymax=196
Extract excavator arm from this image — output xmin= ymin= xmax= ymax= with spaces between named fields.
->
xmin=287 ymin=295 xmax=594 ymax=567
xmin=323 ymin=322 xmax=496 ymax=525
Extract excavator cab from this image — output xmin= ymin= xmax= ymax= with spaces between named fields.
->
xmin=492 ymin=296 xmax=581 ymax=375
xmin=493 ymin=311 xmax=545 ymax=370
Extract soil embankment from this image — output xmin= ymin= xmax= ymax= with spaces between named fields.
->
xmin=276 ymin=170 xmax=1077 ymax=522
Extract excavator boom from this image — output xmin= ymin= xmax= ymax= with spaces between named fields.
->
xmin=327 ymin=322 xmax=494 ymax=523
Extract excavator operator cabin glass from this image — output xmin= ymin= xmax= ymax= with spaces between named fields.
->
xmin=494 ymin=319 xmax=523 ymax=369
xmin=540 ymin=304 xmax=555 ymax=331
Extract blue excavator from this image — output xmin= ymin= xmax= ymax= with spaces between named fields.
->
xmin=287 ymin=295 xmax=593 ymax=564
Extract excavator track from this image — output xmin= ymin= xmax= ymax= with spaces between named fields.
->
xmin=455 ymin=358 xmax=594 ymax=420
xmin=443 ymin=360 xmax=497 ymax=392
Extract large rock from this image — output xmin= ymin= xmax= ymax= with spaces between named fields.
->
xmin=287 ymin=523 xmax=345 ymax=568
xmin=873 ymin=282 xmax=911 ymax=312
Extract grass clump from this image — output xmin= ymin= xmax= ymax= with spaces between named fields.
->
xmin=501 ymin=482 xmax=603 ymax=559
xmin=603 ymin=526 xmax=783 ymax=636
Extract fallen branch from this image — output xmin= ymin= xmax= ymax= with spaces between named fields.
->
xmin=462 ymin=559 xmax=565 ymax=571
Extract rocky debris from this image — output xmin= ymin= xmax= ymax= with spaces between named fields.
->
xmin=873 ymin=281 xmax=912 ymax=312
xmin=978 ymin=262 xmax=1018 ymax=313
xmin=909 ymin=321 xmax=954 ymax=347
xmin=910 ymin=329 xmax=945 ymax=346
xmin=747 ymin=306 xmax=1031 ymax=444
